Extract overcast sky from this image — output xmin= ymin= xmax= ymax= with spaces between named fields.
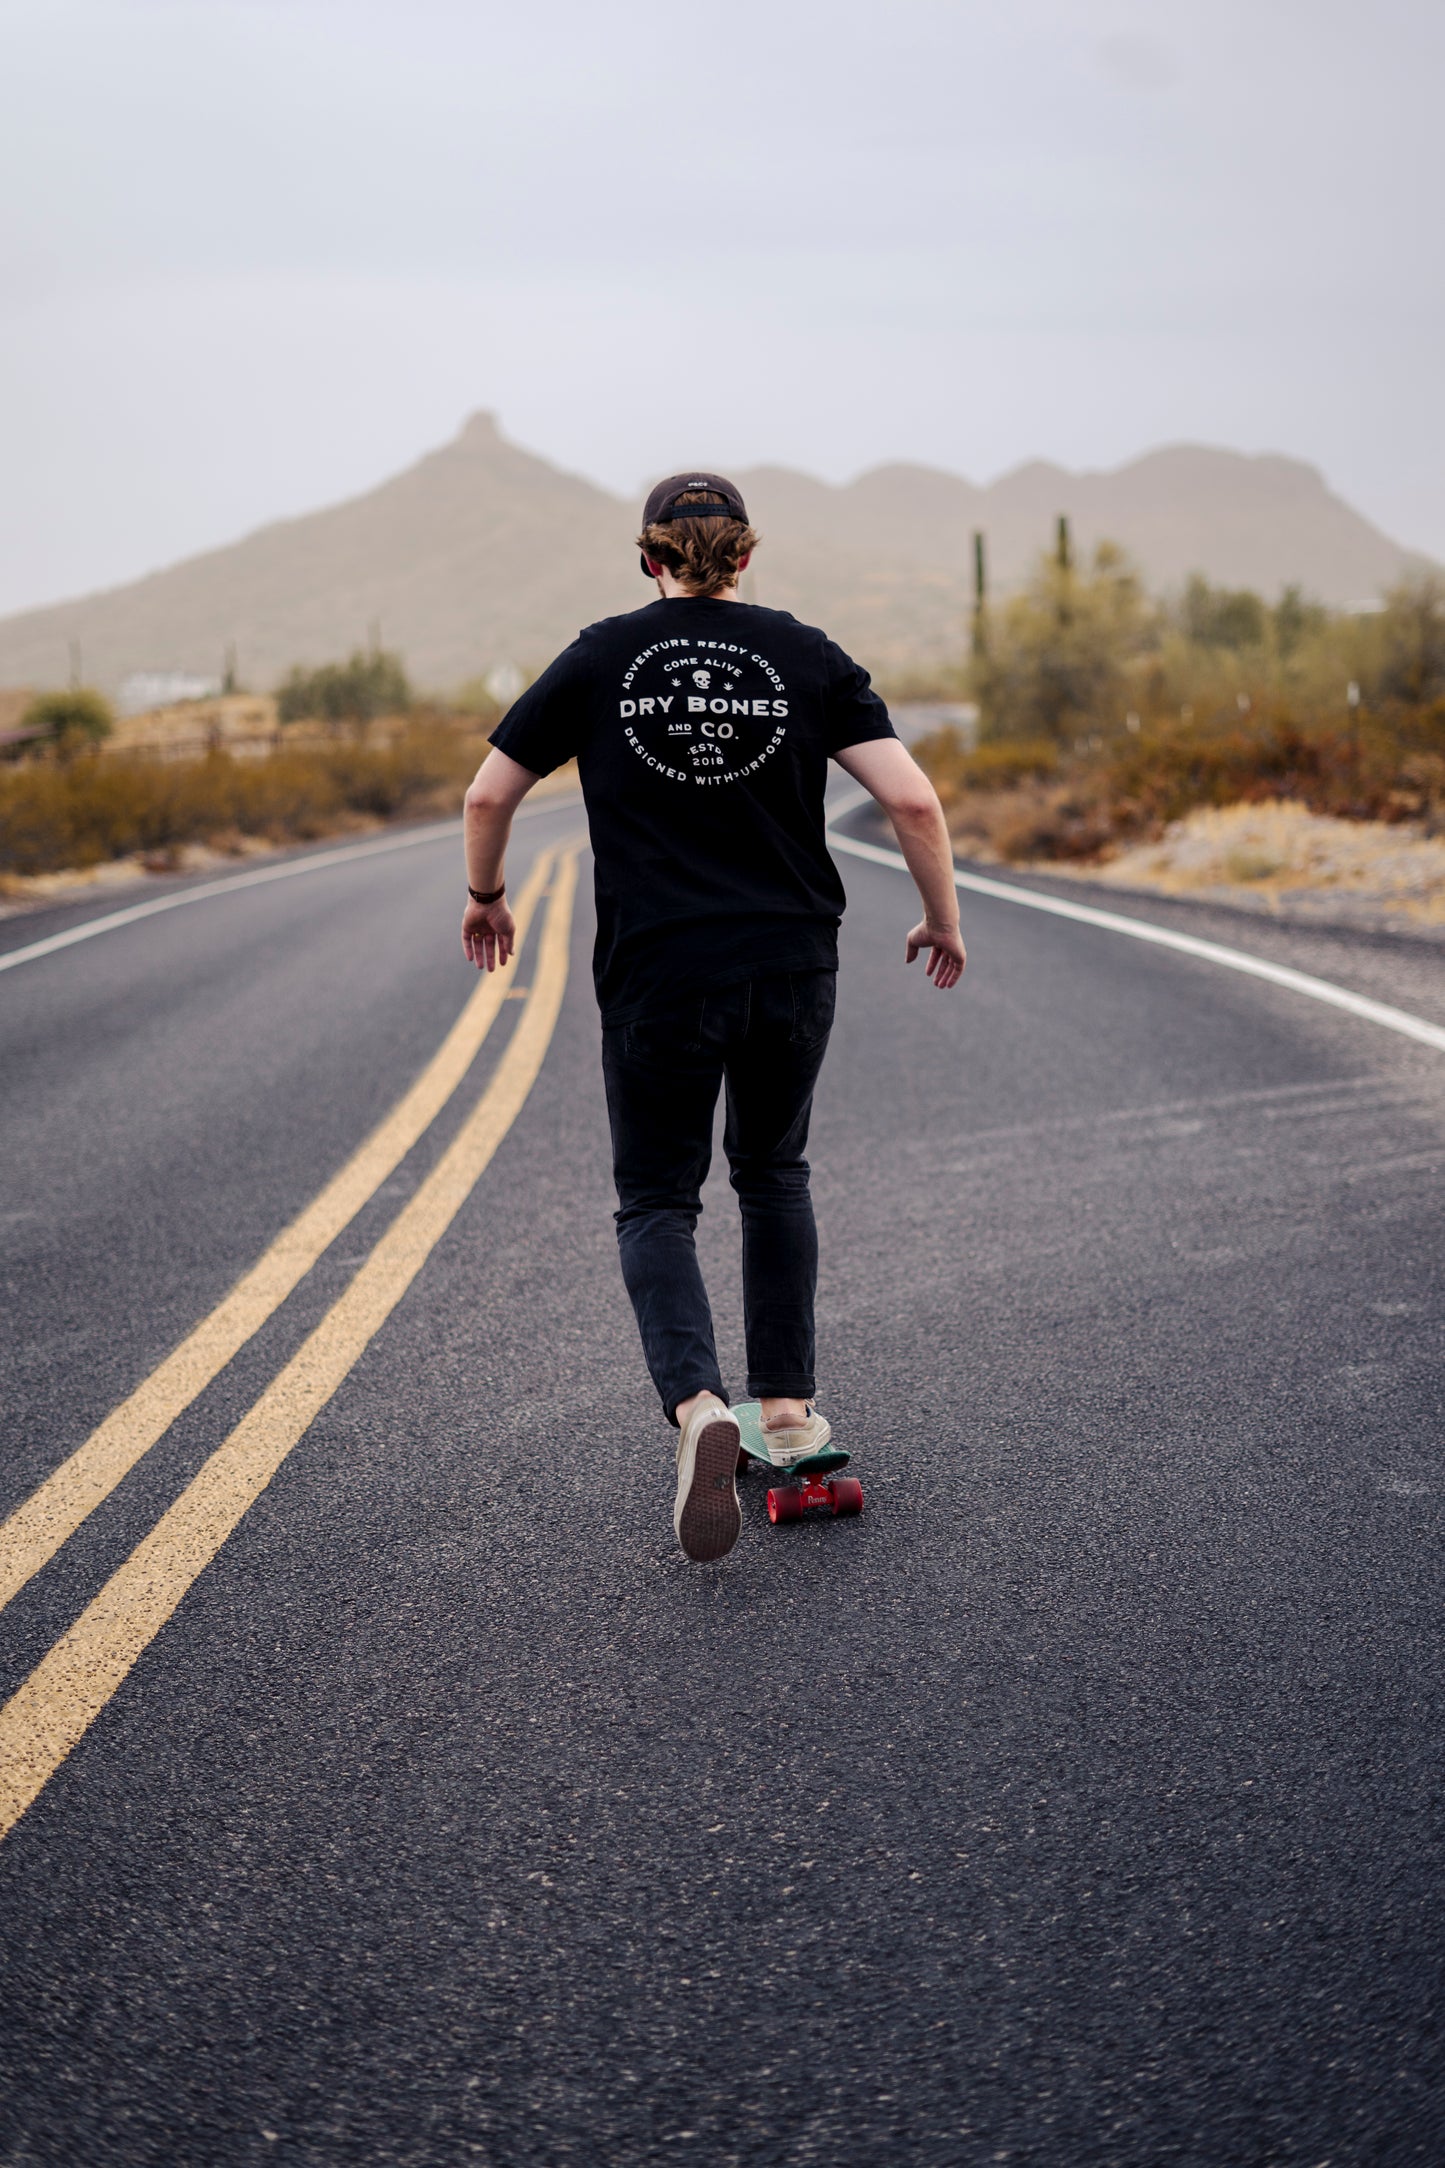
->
xmin=2 ymin=0 xmax=1441 ymax=616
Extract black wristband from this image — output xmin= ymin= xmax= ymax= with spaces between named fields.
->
xmin=468 ymin=883 xmax=505 ymax=906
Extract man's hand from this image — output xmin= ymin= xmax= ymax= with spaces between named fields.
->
xmin=462 ymin=897 xmax=516 ymax=972
xmin=906 ymin=919 xmax=966 ymax=989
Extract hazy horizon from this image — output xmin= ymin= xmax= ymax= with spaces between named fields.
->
xmin=11 ymin=412 xmax=1432 ymax=623
xmin=3 ymin=0 xmax=1442 ymax=618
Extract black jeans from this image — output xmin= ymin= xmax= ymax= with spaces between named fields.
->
xmin=601 ymin=970 xmax=837 ymax=1425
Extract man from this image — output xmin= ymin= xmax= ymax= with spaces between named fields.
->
xmin=460 ymin=474 xmax=965 ymax=1561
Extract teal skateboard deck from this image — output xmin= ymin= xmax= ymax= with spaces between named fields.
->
xmin=730 ymin=1402 xmax=864 ymax=1524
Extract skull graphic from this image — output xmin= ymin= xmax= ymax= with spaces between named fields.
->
xmin=691 ymin=669 xmax=711 ymax=689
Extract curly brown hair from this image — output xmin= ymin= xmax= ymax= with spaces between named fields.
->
xmin=637 ymin=489 xmax=760 ymax=600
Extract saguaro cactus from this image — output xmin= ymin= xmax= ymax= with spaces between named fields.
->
xmin=971 ymin=530 xmax=988 ymax=657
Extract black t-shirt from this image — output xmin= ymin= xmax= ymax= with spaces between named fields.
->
xmin=489 ymin=598 xmax=896 ymax=1025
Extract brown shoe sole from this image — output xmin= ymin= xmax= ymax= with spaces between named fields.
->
xmin=677 ymin=1417 xmax=743 ymax=1562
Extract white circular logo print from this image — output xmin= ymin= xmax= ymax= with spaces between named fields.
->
xmin=617 ymin=636 xmax=789 ymax=788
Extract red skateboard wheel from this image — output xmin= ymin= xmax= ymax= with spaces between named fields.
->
xmin=767 ymin=1487 xmax=804 ymax=1524
xmin=830 ymin=1476 xmax=864 ymax=1516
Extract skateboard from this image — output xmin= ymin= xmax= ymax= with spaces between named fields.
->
xmin=730 ymin=1401 xmax=865 ymax=1526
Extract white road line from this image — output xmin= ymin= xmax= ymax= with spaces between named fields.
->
xmin=0 ymin=793 xmax=583 ymax=979
xmin=825 ymin=794 xmax=1445 ymax=1058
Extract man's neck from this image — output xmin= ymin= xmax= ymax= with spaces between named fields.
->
xmin=654 ymin=572 xmax=741 ymax=603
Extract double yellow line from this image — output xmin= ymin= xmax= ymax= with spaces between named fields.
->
xmin=0 ymin=843 xmax=581 ymax=1841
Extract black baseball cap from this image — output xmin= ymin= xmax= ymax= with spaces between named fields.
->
xmin=641 ymin=472 xmax=749 ymax=527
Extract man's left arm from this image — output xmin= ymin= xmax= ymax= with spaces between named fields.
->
xmin=461 ymin=748 xmax=541 ymax=972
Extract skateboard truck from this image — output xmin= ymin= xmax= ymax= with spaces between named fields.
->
xmin=729 ymin=1400 xmax=865 ymax=1528
xmin=764 ymin=1469 xmax=865 ymax=1525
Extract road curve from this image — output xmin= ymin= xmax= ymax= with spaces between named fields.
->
xmin=1 ymin=795 xmax=1442 ymax=2165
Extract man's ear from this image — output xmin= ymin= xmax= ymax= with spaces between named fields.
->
xmin=640 ymin=553 xmax=664 ymax=579
xmin=738 ymin=552 xmax=752 ymax=571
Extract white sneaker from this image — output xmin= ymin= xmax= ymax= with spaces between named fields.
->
xmin=758 ymin=1405 xmax=832 ymax=1468
xmin=674 ymin=1397 xmax=742 ymax=1561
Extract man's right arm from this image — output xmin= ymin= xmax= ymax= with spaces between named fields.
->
xmin=833 ymin=738 xmax=966 ymax=989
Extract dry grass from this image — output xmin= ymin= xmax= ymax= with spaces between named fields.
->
xmin=0 ymin=722 xmax=490 ymax=882
xmin=1080 ymin=801 xmax=1445 ymax=924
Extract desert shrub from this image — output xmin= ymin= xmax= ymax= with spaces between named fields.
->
xmin=1100 ymin=702 xmax=1445 ymax=829
xmin=957 ymin=738 xmax=1062 ymax=788
xmin=22 ymin=688 xmax=114 ymax=761
xmin=911 ymin=726 xmax=1061 ymax=803
xmin=1153 ymin=577 xmax=1445 ymax=719
xmin=1374 ymin=574 xmax=1445 ymax=706
xmin=275 ymin=649 xmax=412 ymax=728
xmin=973 ymin=541 xmax=1157 ymax=742
xmin=0 ymin=723 xmax=482 ymax=878
xmin=915 ymin=698 xmax=1445 ymax=866
xmin=1273 ymin=584 xmax=1330 ymax=661
xmin=1178 ymin=575 xmax=1269 ymax=652
xmin=913 ymin=537 xmax=1445 ymax=863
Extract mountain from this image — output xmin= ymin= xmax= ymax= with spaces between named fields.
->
xmin=0 ymin=416 xmax=1428 ymax=695
xmin=0 ymin=415 xmax=637 ymax=702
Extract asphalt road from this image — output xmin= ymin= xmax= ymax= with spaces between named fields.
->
xmin=1 ymin=792 xmax=1442 ymax=2166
